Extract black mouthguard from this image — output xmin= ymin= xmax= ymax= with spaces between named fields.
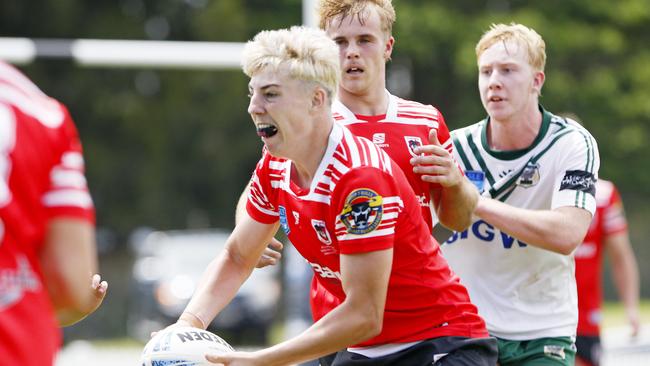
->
xmin=256 ymin=125 xmax=278 ymax=138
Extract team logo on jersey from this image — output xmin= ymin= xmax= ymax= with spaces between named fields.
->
xmin=560 ymin=170 xmax=596 ymax=196
xmin=311 ymin=219 xmax=332 ymax=245
xmin=278 ymin=206 xmax=290 ymax=235
xmin=372 ymin=133 xmax=385 ymax=144
xmin=517 ymin=162 xmax=540 ymax=188
xmin=404 ymin=136 xmax=423 ymax=157
xmin=465 ymin=170 xmax=485 ymax=193
xmin=339 ymin=189 xmax=383 ymax=235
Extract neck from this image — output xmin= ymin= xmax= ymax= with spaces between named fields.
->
xmin=488 ymin=103 xmax=542 ymax=151
xmin=290 ymin=119 xmax=333 ymax=189
xmin=338 ymin=86 xmax=388 ymax=116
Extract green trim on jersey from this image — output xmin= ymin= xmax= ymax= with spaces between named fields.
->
xmin=465 ymin=124 xmax=497 ymax=186
xmin=480 ymin=105 xmax=552 ymax=160
xmin=452 ymin=134 xmax=475 ymax=172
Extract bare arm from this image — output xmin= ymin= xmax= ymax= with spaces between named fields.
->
xmin=475 ymin=197 xmax=592 ymax=255
xmin=39 ymin=218 xmax=108 ymax=327
xmin=178 ymin=214 xmax=279 ymax=329
xmin=411 ymin=129 xmax=478 ymax=231
xmin=237 ymin=183 xmax=283 ymax=268
xmin=206 ymin=249 xmax=393 ymax=366
xmin=606 ymin=231 xmax=640 ymax=336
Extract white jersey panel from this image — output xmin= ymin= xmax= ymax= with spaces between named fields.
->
xmin=443 ymin=109 xmax=599 ymax=340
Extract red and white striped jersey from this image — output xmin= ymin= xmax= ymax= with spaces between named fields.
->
xmin=0 ymin=61 xmax=95 ymax=366
xmin=575 ymin=179 xmax=628 ymax=336
xmin=247 ymin=123 xmax=487 ymax=346
xmin=332 ymin=92 xmax=456 ymax=231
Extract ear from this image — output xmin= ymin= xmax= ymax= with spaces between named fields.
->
xmin=384 ymin=36 xmax=395 ymax=61
xmin=532 ymin=70 xmax=545 ymax=95
xmin=311 ymin=86 xmax=327 ymax=111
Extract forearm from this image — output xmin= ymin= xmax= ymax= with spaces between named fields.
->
xmin=39 ymin=219 xmax=102 ymax=325
xmin=182 ymin=219 xmax=278 ymax=328
xmin=608 ymin=234 xmax=640 ymax=316
xmin=435 ymin=177 xmax=478 ymax=231
xmin=475 ymin=198 xmax=591 ymax=254
xmin=235 ymin=183 xmax=251 ymax=225
xmin=255 ymin=297 xmax=381 ymax=366
xmin=182 ymin=249 xmax=253 ymax=328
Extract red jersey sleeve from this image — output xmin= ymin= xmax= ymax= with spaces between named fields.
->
xmin=43 ymin=106 xmax=95 ymax=223
xmin=603 ymin=184 xmax=627 ymax=235
xmin=246 ymin=149 xmax=280 ymax=224
xmin=331 ymin=166 xmax=403 ymax=254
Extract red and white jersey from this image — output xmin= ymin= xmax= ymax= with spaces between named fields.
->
xmin=247 ymin=123 xmax=487 ymax=346
xmin=0 ymin=61 xmax=95 ymax=366
xmin=575 ymin=179 xmax=627 ymax=336
xmin=332 ymin=92 xmax=456 ymax=231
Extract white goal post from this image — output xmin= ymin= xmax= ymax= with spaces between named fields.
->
xmin=0 ymin=0 xmax=316 ymax=69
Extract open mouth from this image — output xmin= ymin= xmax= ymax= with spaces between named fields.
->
xmin=346 ymin=66 xmax=364 ymax=75
xmin=489 ymin=96 xmax=504 ymax=102
xmin=256 ymin=124 xmax=278 ymax=138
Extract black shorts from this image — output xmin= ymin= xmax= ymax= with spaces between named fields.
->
xmin=319 ymin=336 xmax=498 ymax=366
xmin=575 ymin=335 xmax=601 ymax=366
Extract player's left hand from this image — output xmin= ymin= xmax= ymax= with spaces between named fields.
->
xmin=205 ymin=351 xmax=261 ymax=365
xmin=90 ymin=273 xmax=108 ymax=311
xmin=410 ymin=129 xmax=462 ymax=187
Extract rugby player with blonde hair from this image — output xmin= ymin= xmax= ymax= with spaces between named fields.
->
xmin=413 ymin=23 xmax=601 ymax=366
xmin=168 ymin=25 xmax=496 ymax=366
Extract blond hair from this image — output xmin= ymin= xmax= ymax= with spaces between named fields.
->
xmin=317 ymin=0 xmax=396 ymax=37
xmin=241 ymin=26 xmax=340 ymax=101
xmin=476 ymin=23 xmax=546 ymax=73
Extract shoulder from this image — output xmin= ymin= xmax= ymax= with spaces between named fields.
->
xmin=394 ymin=96 xmax=444 ymax=122
xmin=548 ymin=113 xmax=597 ymax=144
xmin=451 ymin=120 xmax=484 ymax=141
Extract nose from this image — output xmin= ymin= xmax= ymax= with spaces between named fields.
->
xmin=487 ymin=71 xmax=501 ymax=89
xmin=248 ymin=92 xmax=264 ymax=115
xmin=345 ymin=43 xmax=360 ymax=59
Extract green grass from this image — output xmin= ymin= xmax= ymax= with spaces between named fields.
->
xmin=602 ymin=299 xmax=650 ymax=329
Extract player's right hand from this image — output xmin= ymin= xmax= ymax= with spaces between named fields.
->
xmin=255 ymin=239 xmax=283 ymax=268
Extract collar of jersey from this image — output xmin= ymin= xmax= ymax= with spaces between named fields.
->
xmin=286 ymin=122 xmax=344 ymax=199
xmin=479 ymin=104 xmax=552 ymax=160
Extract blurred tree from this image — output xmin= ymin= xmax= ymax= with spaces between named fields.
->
xmin=1 ymin=0 xmax=648 ymax=299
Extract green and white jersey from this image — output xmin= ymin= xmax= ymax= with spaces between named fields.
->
xmin=442 ymin=107 xmax=599 ymax=340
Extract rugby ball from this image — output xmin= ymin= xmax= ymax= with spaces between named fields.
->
xmin=140 ymin=326 xmax=234 ymax=366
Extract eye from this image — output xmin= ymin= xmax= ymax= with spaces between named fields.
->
xmin=264 ymin=91 xmax=278 ymax=98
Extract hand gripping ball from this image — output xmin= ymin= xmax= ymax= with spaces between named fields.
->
xmin=141 ymin=326 xmax=234 ymax=366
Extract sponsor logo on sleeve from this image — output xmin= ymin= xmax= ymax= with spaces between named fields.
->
xmin=339 ymin=189 xmax=383 ymax=235
xmin=560 ymin=170 xmax=596 ymax=196
xmin=278 ymin=206 xmax=290 ymax=235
